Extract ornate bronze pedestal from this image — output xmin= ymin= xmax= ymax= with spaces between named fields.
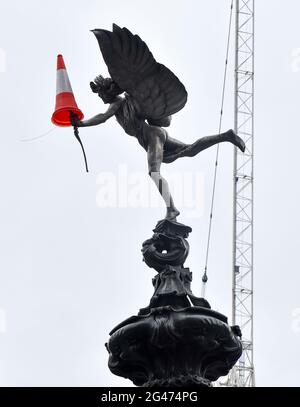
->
xmin=106 ymin=220 xmax=242 ymax=387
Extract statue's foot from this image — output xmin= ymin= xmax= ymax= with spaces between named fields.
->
xmin=165 ymin=207 xmax=180 ymax=221
xmin=226 ymin=129 xmax=245 ymax=152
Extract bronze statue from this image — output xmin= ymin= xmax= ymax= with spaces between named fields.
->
xmin=71 ymin=24 xmax=245 ymax=220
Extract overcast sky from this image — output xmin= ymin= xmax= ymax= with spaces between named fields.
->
xmin=0 ymin=0 xmax=299 ymax=387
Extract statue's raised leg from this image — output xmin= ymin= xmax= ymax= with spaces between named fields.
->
xmin=163 ymin=129 xmax=245 ymax=163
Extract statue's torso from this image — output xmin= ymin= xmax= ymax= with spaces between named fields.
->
xmin=114 ymin=94 xmax=144 ymax=138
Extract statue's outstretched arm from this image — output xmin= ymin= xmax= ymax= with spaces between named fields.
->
xmin=72 ymin=100 xmax=121 ymax=127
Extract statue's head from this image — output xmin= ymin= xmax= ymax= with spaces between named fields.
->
xmin=90 ymin=75 xmax=122 ymax=104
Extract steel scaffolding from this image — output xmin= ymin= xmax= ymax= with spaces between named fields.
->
xmin=228 ymin=0 xmax=255 ymax=387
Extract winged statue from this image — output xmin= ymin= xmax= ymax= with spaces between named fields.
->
xmin=71 ymin=24 xmax=245 ymax=220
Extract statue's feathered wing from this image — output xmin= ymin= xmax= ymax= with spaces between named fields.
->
xmin=92 ymin=24 xmax=188 ymax=121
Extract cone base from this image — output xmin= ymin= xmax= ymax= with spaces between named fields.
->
xmin=52 ymin=107 xmax=84 ymax=127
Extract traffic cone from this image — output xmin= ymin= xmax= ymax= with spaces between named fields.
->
xmin=51 ymin=54 xmax=84 ymax=126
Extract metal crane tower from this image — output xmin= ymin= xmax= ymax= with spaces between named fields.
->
xmin=230 ymin=0 xmax=255 ymax=387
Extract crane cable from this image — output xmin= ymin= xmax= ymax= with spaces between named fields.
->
xmin=201 ymin=0 xmax=234 ymax=298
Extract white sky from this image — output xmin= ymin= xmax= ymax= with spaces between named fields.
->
xmin=0 ymin=0 xmax=299 ymax=387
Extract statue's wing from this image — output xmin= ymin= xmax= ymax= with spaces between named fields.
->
xmin=92 ymin=24 xmax=187 ymax=120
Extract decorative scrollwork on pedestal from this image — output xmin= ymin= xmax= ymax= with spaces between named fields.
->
xmin=140 ymin=219 xmax=211 ymax=311
xmin=142 ymin=219 xmax=191 ymax=271
xmin=106 ymin=306 xmax=242 ymax=387
xmin=106 ymin=219 xmax=243 ymax=387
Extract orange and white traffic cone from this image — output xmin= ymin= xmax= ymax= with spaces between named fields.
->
xmin=51 ymin=54 xmax=88 ymax=172
xmin=52 ymin=54 xmax=84 ymax=126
